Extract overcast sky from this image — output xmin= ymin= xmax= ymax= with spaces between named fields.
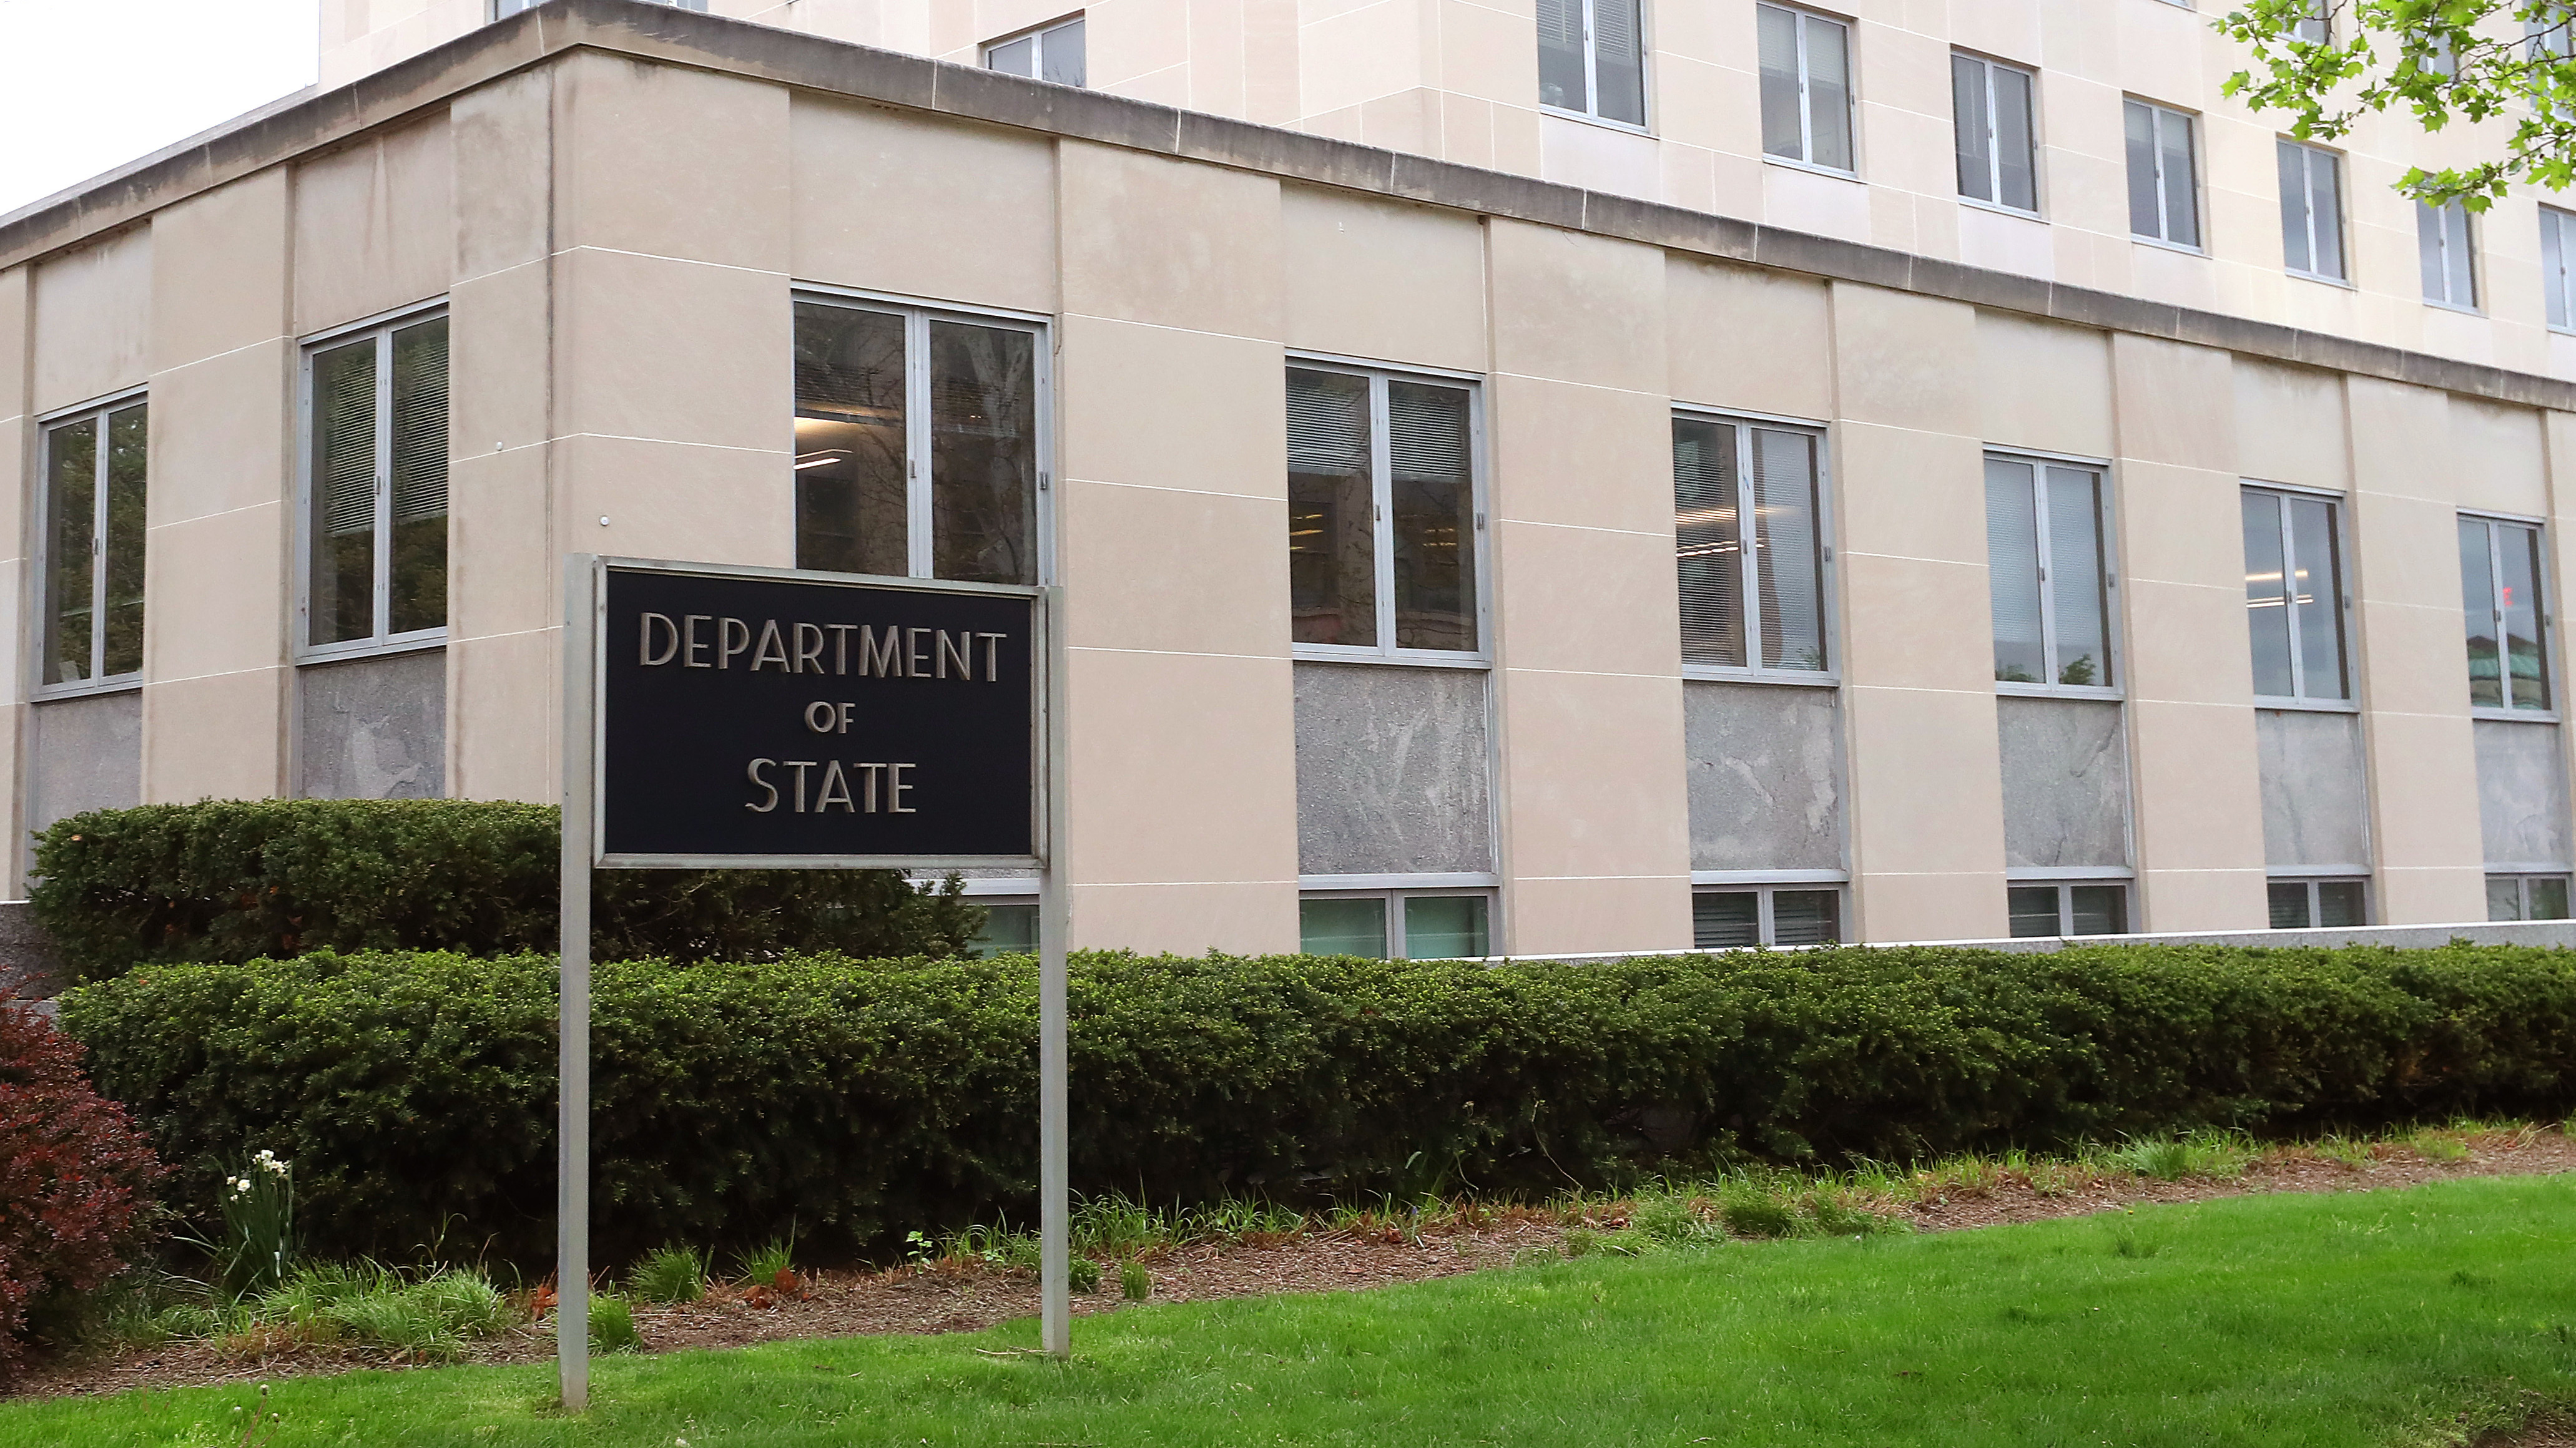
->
xmin=0 ymin=0 xmax=320 ymax=216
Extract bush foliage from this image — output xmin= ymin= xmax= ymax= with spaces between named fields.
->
xmin=0 ymin=1000 xmax=165 ymax=1377
xmin=29 ymin=799 xmax=983 ymax=981
xmin=55 ymin=942 xmax=2576 ymax=1268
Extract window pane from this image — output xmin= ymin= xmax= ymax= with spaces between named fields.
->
xmin=1403 ymin=895 xmax=1490 ymax=959
xmin=1287 ymin=369 xmax=1377 ymax=647
xmin=2158 ymin=109 xmax=2198 ymax=247
xmin=388 ymin=319 xmax=448 ymax=636
xmin=1757 ymin=5 xmax=1803 ymax=159
xmin=1536 ymin=0 xmax=1588 ymax=113
xmin=101 ymin=404 xmax=149 ymax=677
xmin=2288 ymin=496 xmax=2347 ymax=699
xmin=2310 ymin=150 xmax=2346 ymax=279
xmin=1595 ymin=0 xmax=1646 ymax=125
xmin=794 ymin=303 xmax=908 ymax=577
xmin=1986 ymin=459 xmax=2045 ymax=684
xmin=1993 ymin=64 xmax=2037 ymax=212
xmin=2530 ymin=876 xmax=2572 ymax=921
xmin=310 ymin=336 xmax=378 ymax=646
xmin=971 ymin=902 xmax=1040 ymax=957
xmin=2447 ymin=203 xmax=2475 ymax=305
xmin=930 ymin=320 xmax=1039 ymax=586
xmin=1804 ymin=15 xmax=1853 ymax=170
xmin=2267 ymin=881 xmax=2312 ymax=929
xmin=1771 ymin=889 xmax=1840 ymax=946
xmin=2317 ymin=880 xmax=2367 ymax=927
xmin=1389 ymin=381 xmax=1477 ymax=651
xmin=2278 ymin=140 xmax=2311 ymax=274
xmin=1754 ymin=428 xmax=1826 ymax=670
xmin=2418 ymin=200 xmax=2448 ymax=301
xmin=2461 ymin=519 xmax=2502 ymax=707
xmin=2488 ymin=874 xmax=2525 ymax=921
xmin=2243 ymin=491 xmax=2294 ymax=697
xmin=1300 ymin=897 xmax=1389 ymax=958
xmin=2068 ymin=884 xmax=2126 ymax=936
xmin=1673 ymin=418 xmax=1745 ymax=668
xmin=2549 ymin=212 xmax=2571 ymax=330
xmin=1041 ymin=19 xmax=1086 ymax=86
xmin=1952 ymin=55 xmax=1992 ymax=203
xmin=43 ymin=419 xmax=97 ymax=685
xmin=2500 ymin=522 xmax=2549 ymax=709
xmin=1693 ymin=891 xmax=1759 ymax=949
xmin=2007 ymin=884 xmax=2061 ymax=938
xmin=2124 ymin=101 xmax=2161 ymax=238
xmin=986 ymin=34 xmax=1036 ymax=76
xmin=2046 ymin=467 xmax=2109 ymax=687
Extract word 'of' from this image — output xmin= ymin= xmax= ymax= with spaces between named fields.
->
xmin=641 ymin=614 xmax=1007 ymax=680
xmin=745 ymin=758 xmax=917 ymax=814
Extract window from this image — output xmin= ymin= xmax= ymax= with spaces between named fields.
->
xmin=971 ymin=900 xmax=1040 ymax=957
xmin=1287 ymin=364 xmax=1483 ymax=657
xmin=794 ymin=297 xmax=1045 ymax=586
xmin=39 ymin=397 xmax=148 ymax=689
xmin=303 ymin=311 xmax=448 ymax=654
xmin=1757 ymin=4 xmax=1854 ymax=172
xmin=985 ymin=16 xmax=1086 ymax=87
xmin=2242 ymin=486 xmax=2349 ymax=703
xmin=1693 ymin=887 xmax=1841 ymax=947
xmin=2293 ymin=1 xmax=2329 ymax=44
xmin=2489 ymin=873 xmax=2572 ymax=921
xmin=2268 ymin=878 xmax=2368 ymax=929
xmin=2006 ymin=882 xmax=2128 ymax=938
xmin=1952 ymin=53 xmax=2037 ymax=213
xmin=2544 ymin=208 xmax=2576 ymax=330
xmin=1299 ymin=893 xmax=1492 ymax=959
xmin=2278 ymin=139 xmax=2347 ymax=281
xmin=1536 ymin=0 xmax=1645 ymax=126
xmin=2460 ymin=515 xmax=2551 ymax=712
xmin=1673 ymin=415 xmax=1829 ymax=675
xmin=1986 ymin=455 xmax=2114 ymax=691
xmin=2419 ymin=200 xmax=2477 ymax=308
xmin=2123 ymin=100 xmax=2200 ymax=248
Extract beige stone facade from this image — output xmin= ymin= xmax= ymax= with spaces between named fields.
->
xmin=6 ymin=0 xmax=2575 ymax=954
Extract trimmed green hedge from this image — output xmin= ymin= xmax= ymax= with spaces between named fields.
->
xmin=29 ymin=800 xmax=982 ymax=981
xmin=55 ymin=941 xmax=2576 ymax=1266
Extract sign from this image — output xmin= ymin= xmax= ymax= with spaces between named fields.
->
xmin=594 ymin=561 xmax=1046 ymax=866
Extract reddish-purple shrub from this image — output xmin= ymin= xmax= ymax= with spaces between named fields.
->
xmin=0 ymin=999 xmax=164 ymax=1377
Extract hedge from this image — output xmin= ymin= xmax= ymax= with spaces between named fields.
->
xmin=29 ymin=799 xmax=983 ymax=981
xmin=54 ymin=941 xmax=2576 ymax=1268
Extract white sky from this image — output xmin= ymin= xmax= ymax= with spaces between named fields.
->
xmin=0 ymin=0 xmax=320 ymax=216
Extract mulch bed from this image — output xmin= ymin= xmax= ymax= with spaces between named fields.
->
xmin=12 ymin=1128 xmax=2574 ymax=1405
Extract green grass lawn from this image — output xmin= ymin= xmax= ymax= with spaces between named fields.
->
xmin=12 ymin=1173 xmax=2574 ymax=1447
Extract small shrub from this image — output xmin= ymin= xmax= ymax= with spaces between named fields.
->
xmin=1069 ymin=1257 xmax=1103 ymax=1294
xmin=221 ymin=1263 xmax=514 ymax=1362
xmin=626 ymin=1246 xmax=705 ymax=1304
xmin=1718 ymin=1187 xmax=1801 ymax=1240
xmin=1630 ymin=1193 xmax=1717 ymax=1248
xmin=1120 ymin=1259 xmax=1153 ymax=1300
xmin=735 ymin=1232 xmax=795 ymax=1288
xmin=2412 ymin=1130 xmax=2473 ymax=1163
xmin=589 ymin=1294 xmax=641 ymax=1353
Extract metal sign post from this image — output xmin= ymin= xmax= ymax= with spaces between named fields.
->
xmin=556 ymin=556 xmax=1061 ymax=1408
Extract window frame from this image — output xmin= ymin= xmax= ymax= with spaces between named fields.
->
xmin=1285 ymin=351 xmax=1492 ymax=668
xmin=792 ymin=285 xmax=1057 ymax=589
xmin=31 ymin=386 xmax=151 ymax=700
xmin=2546 ymin=206 xmax=2576 ymax=334
xmin=2417 ymin=198 xmax=2481 ymax=312
xmin=2241 ymin=481 xmax=2358 ymax=712
xmin=1689 ymin=876 xmax=1847 ymax=948
xmin=2487 ymin=871 xmax=2573 ymax=921
xmin=1757 ymin=2 xmax=1858 ymax=179
xmin=1951 ymin=50 xmax=2041 ymax=218
xmin=2278 ymin=137 xmax=2352 ymax=285
xmin=1536 ymin=0 xmax=1652 ymax=132
xmin=2123 ymin=97 xmax=2204 ymax=253
xmin=981 ymin=13 xmax=1088 ymax=86
xmin=2003 ymin=874 xmax=2134 ymax=939
xmin=1673 ymin=405 xmax=1839 ymax=687
xmin=293 ymin=301 xmax=452 ymax=666
xmin=1297 ymin=883 xmax=1500 ymax=961
xmin=2460 ymin=508 xmax=2555 ymax=720
xmin=2266 ymin=875 xmax=2372 ymax=930
xmin=1986 ymin=448 xmax=2123 ymax=700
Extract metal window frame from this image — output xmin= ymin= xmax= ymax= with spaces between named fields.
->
xmin=31 ymin=386 xmax=150 ymax=700
xmin=2266 ymin=874 xmax=2372 ymax=929
xmin=1297 ymin=885 xmax=1498 ymax=960
xmin=2488 ymin=870 xmax=2575 ymax=920
xmin=2419 ymin=198 xmax=2481 ymax=311
xmin=1673 ymin=405 xmax=1839 ymax=685
xmin=2281 ymin=138 xmax=2349 ymax=284
xmin=2545 ymin=207 xmax=2576 ymax=334
xmin=2460 ymin=508 xmax=2554 ymax=718
xmin=1758 ymin=2 xmax=1856 ymax=175
xmin=2124 ymin=97 xmax=2203 ymax=250
xmin=1285 ymin=352 xmax=1493 ymax=668
xmin=981 ymin=13 xmax=1086 ymax=81
xmin=792 ymin=286 xmax=1058 ymax=589
xmin=1689 ymin=881 xmax=1846 ymax=948
xmin=293 ymin=301 xmax=451 ymax=666
xmin=2243 ymin=482 xmax=2355 ymax=708
xmin=1989 ymin=448 xmax=2123 ymax=700
xmin=1954 ymin=50 xmax=2040 ymax=217
xmin=2005 ymin=877 xmax=2132 ymax=937
xmin=1537 ymin=0 xmax=1654 ymax=133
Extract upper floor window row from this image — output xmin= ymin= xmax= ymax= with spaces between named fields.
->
xmin=39 ymin=397 xmax=149 ymax=691
xmin=1757 ymin=4 xmax=1854 ymax=172
xmin=1954 ymin=52 xmax=2037 ymax=214
xmin=985 ymin=16 xmax=1087 ymax=88
xmin=1538 ymin=0 xmax=1646 ymax=127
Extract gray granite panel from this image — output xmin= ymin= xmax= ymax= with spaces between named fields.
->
xmin=1683 ymin=680 xmax=1841 ymax=873
xmin=2256 ymin=709 xmax=2373 ymax=869
xmin=2475 ymin=717 xmax=2572 ymax=867
xmin=1997 ymin=696 xmax=2129 ymax=869
xmin=299 ymin=650 xmax=447 ymax=801
xmin=1294 ymin=662 xmax=1492 ymax=876
xmin=27 ymin=691 xmax=142 ymax=835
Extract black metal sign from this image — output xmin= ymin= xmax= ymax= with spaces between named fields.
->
xmin=594 ymin=562 xmax=1043 ymax=866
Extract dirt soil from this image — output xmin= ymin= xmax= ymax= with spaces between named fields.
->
xmin=14 ymin=1128 xmax=2575 ymax=1405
